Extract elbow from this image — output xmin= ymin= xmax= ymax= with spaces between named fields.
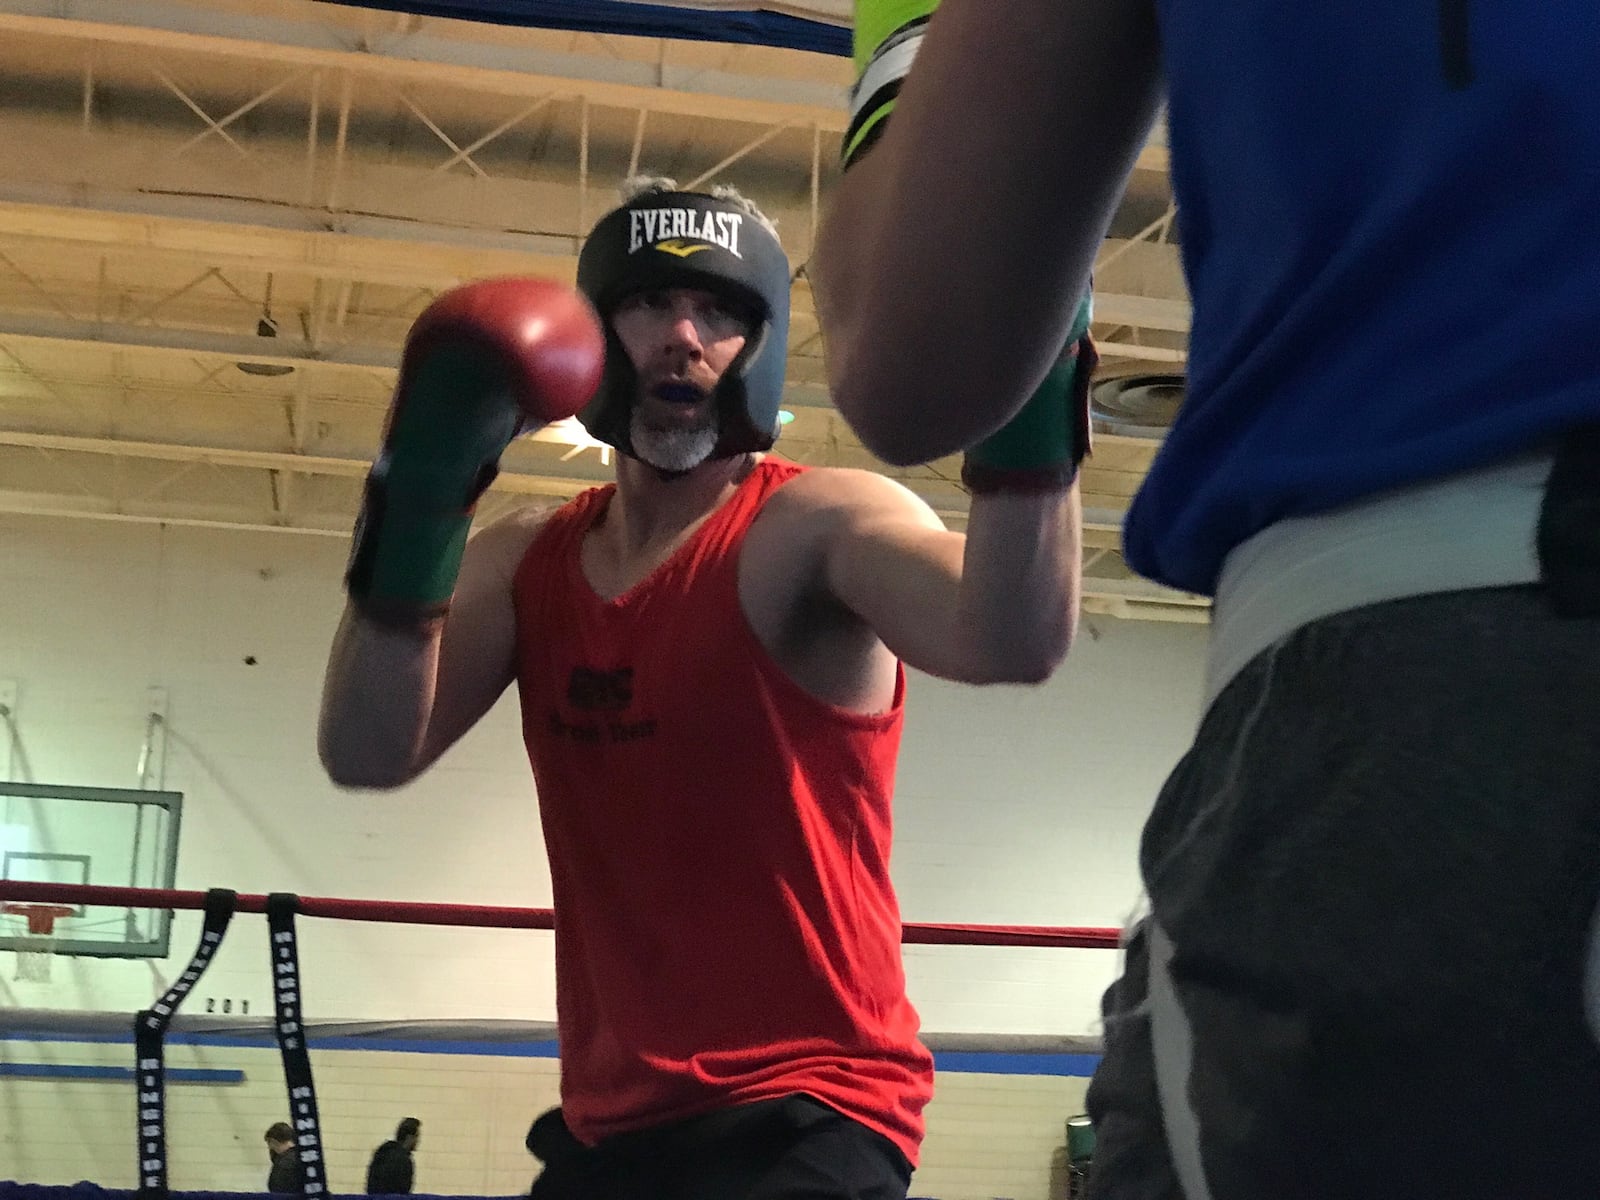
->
xmin=829 ymin=350 xmax=972 ymax=468
xmin=1023 ymin=604 xmax=1080 ymax=683
xmin=1002 ymin=652 xmax=1066 ymax=687
xmin=318 ymin=736 xmax=419 ymax=792
xmin=836 ymin=388 xmax=954 ymax=467
xmin=969 ymin=615 xmax=1077 ymax=686
xmin=988 ymin=644 xmax=1070 ymax=687
xmin=317 ymin=685 xmax=429 ymax=790
xmin=962 ymin=657 xmax=1055 ymax=687
xmin=826 ymin=319 xmax=1042 ymax=467
xmin=816 ymin=237 xmax=978 ymax=465
xmin=320 ymin=758 xmax=407 ymax=793
xmin=323 ymin=766 xmax=407 ymax=792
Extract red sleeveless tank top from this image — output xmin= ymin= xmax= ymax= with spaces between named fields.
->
xmin=511 ymin=458 xmax=932 ymax=1163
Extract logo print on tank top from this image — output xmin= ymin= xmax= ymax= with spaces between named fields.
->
xmin=567 ymin=667 xmax=634 ymax=711
xmin=549 ymin=666 xmax=658 ymax=744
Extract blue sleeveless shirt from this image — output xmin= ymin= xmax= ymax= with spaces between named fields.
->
xmin=1122 ymin=2 xmax=1600 ymax=595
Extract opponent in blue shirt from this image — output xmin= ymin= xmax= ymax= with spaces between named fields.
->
xmin=817 ymin=2 xmax=1600 ymax=1196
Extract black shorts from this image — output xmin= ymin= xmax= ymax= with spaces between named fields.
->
xmin=527 ymin=1096 xmax=912 ymax=1200
xmin=1085 ymin=426 xmax=1600 ymax=1200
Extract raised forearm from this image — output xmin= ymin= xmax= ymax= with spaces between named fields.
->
xmin=835 ymin=484 xmax=1080 ymax=685
xmin=318 ymin=606 xmax=441 ymax=789
xmin=954 ymin=486 xmax=1082 ymax=683
xmin=319 ymin=278 xmax=598 ymax=789
xmin=815 ymin=0 xmax=1162 ymax=464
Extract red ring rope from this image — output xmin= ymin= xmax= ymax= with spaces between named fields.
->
xmin=0 ymin=880 xmax=1122 ymax=949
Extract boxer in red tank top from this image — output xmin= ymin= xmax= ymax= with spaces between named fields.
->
xmin=320 ymin=178 xmax=1089 ymax=1200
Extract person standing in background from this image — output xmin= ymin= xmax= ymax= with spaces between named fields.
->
xmin=264 ymin=1121 xmax=301 ymax=1194
xmin=365 ymin=1116 xmax=421 ymax=1194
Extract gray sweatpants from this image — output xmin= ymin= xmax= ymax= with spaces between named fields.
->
xmin=1087 ymin=427 xmax=1600 ymax=1200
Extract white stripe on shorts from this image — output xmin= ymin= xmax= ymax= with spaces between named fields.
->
xmin=1148 ymin=920 xmax=1216 ymax=1200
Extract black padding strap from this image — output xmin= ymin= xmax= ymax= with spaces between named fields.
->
xmin=134 ymin=887 xmax=236 ymax=1199
xmin=268 ymin=892 xmax=330 ymax=1198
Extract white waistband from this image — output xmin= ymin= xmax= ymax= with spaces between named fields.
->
xmin=1204 ymin=452 xmax=1554 ymax=709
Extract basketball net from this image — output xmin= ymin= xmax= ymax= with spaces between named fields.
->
xmin=7 ymin=905 xmax=64 ymax=983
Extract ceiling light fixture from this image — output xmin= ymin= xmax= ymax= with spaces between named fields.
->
xmin=237 ymin=273 xmax=295 ymax=378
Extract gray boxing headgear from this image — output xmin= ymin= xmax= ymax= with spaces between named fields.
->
xmin=575 ymin=190 xmax=791 ymax=459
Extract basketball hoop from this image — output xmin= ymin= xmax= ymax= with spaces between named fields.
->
xmin=3 ymin=902 xmax=73 ymax=983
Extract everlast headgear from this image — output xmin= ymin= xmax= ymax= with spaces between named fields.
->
xmin=576 ymin=190 xmax=791 ymax=458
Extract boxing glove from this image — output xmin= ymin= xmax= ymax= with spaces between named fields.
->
xmin=345 ymin=277 xmax=605 ymax=627
xmin=848 ymin=0 xmax=1095 ymax=491
xmin=961 ymin=290 xmax=1096 ymax=495
xmin=845 ymin=0 xmax=938 ymax=171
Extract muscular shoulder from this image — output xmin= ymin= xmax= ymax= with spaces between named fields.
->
xmin=744 ymin=466 xmax=946 ymax=602
xmin=463 ymin=500 xmax=562 ymax=588
xmin=767 ymin=464 xmax=944 ymax=531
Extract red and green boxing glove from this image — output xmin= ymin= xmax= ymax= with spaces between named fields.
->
xmin=345 ymin=278 xmax=605 ymax=628
xmin=846 ymin=0 xmax=1095 ymax=494
xmin=959 ymin=292 xmax=1096 ymax=495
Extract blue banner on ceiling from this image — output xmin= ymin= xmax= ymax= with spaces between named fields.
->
xmin=323 ymin=1 xmax=852 ymax=57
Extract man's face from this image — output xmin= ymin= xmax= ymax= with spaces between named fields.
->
xmin=268 ymin=1137 xmax=292 ymax=1158
xmin=609 ymin=287 xmax=751 ymax=472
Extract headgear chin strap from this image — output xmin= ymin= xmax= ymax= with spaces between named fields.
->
xmin=576 ymin=190 xmax=792 ymax=460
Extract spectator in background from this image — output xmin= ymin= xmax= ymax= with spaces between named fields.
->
xmin=366 ymin=1116 xmax=422 ymax=1194
xmin=264 ymin=1121 xmax=301 ymax=1194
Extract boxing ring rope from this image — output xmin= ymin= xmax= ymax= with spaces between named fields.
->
xmin=0 ymin=881 xmax=1123 ymax=949
xmin=0 ymin=880 xmax=1122 ymax=1200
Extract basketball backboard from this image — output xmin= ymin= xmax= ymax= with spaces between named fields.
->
xmin=0 ymin=781 xmax=182 ymax=958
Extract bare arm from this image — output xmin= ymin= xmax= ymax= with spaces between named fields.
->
xmin=818 ymin=472 xmax=1081 ymax=684
xmin=318 ymin=510 xmax=544 ymax=788
xmin=813 ymin=0 xmax=1164 ymax=464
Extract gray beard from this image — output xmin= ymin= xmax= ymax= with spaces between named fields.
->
xmin=629 ymin=409 xmax=719 ymax=473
